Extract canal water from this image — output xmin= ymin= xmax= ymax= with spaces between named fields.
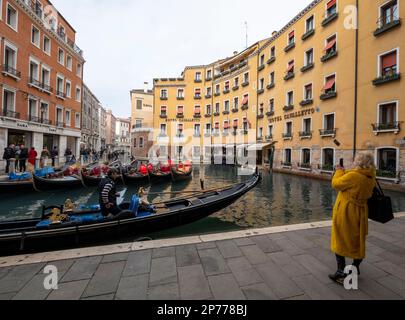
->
xmin=1 ymin=165 xmax=405 ymax=241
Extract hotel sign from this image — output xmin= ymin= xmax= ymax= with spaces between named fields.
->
xmin=165 ymin=119 xmax=199 ymax=123
xmin=269 ymin=108 xmax=316 ymax=123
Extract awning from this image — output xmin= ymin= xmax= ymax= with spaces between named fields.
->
xmin=324 ymin=38 xmax=336 ymax=51
xmin=247 ymin=143 xmax=272 ymax=151
xmin=323 ymin=77 xmax=336 ymax=90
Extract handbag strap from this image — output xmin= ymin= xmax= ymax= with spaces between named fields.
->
xmin=375 ymin=179 xmax=385 ymax=196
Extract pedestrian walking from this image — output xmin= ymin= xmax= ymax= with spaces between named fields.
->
xmin=28 ymin=147 xmax=38 ymax=169
xmin=40 ymin=146 xmax=51 ymax=168
xmin=329 ymin=153 xmax=377 ymax=285
xmin=65 ymin=148 xmax=73 ymax=164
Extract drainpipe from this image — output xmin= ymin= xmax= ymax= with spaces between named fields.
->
xmin=353 ymin=0 xmax=359 ymax=160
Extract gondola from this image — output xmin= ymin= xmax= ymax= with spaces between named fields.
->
xmin=80 ymin=170 xmax=103 ymax=187
xmin=0 ymin=178 xmax=34 ymax=193
xmin=32 ymin=174 xmax=83 ymax=192
xmin=171 ymin=166 xmax=193 ymax=182
xmin=149 ymin=170 xmax=172 ymax=183
xmin=0 ymin=171 xmax=261 ymax=254
xmin=122 ymin=172 xmax=149 ymax=185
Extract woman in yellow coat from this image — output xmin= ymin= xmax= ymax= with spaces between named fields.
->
xmin=329 ymin=153 xmax=376 ymax=285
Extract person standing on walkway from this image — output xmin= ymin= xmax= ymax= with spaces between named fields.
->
xmin=99 ymin=168 xmax=121 ymax=217
xmin=65 ymin=148 xmax=73 ymax=164
xmin=14 ymin=145 xmax=21 ymax=172
xmin=28 ymin=147 xmax=37 ymax=169
xmin=3 ymin=144 xmax=15 ymax=174
xmin=51 ymin=146 xmax=58 ymax=167
xmin=329 ymin=153 xmax=377 ymax=285
xmin=19 ymin=145 xmax=28 ymax=172
xmin=40 ymin=146 xmax=50 ymax=168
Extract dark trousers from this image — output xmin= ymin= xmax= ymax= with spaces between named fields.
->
xmin=5 ymin=160 xmax=11 ymax=174
xmin=336 ymin=254 xmax=363 ymax=272
xmin=19 ymin=160 xmax=26 ymax=172
xmin=101 ymin=204 xmax=121 ymax=217
xmin=52 ymin=158 xmax=56 ymax=167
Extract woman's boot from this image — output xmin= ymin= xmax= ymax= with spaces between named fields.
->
xmin=329 ymin=255 xmax=347 ymax=285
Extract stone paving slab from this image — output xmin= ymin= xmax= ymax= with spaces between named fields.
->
xmin=1 ymin=216 xmax=405 ymax=300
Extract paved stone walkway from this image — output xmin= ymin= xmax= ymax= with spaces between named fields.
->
xmin=1 ymin=216 xmax=405 ymax=300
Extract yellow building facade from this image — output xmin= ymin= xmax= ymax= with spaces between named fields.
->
xmin=153 ymin=0 xmax=404 ymax=187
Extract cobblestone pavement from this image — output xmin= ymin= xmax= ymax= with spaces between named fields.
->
xmin=1 ymin=217 xmax=405 ymax=300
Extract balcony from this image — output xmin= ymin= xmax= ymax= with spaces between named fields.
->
xmin=320 ymin=91 xmax=337 ymax=100
xmin=321 ymin=50 xmax=338 ymax=62
xmin=283 ymin=105 xmax=294 ymax=112
xmin=239 ymin=61 xmax=248 ymax=68
xmin=300 ymin=99 xmax=313 ymax=107
xmin=258 ymin=64 xmax=265 ymax=72
xmin=230 ymin=66 xmax=238 ymax=72
xmin=205 ymin=113 xmax=212 ymax=118
xmin=265 ymin=135 xmax=273 ymax=141
xmin=299 ymin=131 xmax=312 ymax=139
xmin=301 ymin=29 xmax=315 ymax=41
xmin=320 ymin=129 xmax=337 ymax=137
xmin=232 ymin=85 xmax=239 ymax=91
xmin=373 ymin=72 xmax=401 ymax=86
xmin=177 ymin=96 xmax=185 ymax=101
xmin=257 ymin=89 xmax=265 ymax=95
xmin=2 ymin=65 xmax=21 ymax=80
xmin=194 ymin=79 xmax=202 ymax=83
xmin=160 ymin=96 xmax=168 ymax=100
xmin=56 ymin=91 xmax=66 ymax=100
xmin=177 ymin=114 xmax=184 ymax=119
xmin=266 ymin=111 xmax=275 ymax=117
xmin=301 ymin=63 xmax=314 ymax=73
xmin=29 ymin=115 xmax=41 ymax=123
xmin=257 ymin=114 xmax=264 ymax=119
xmin=205 ymin=94 xmax=212 ymax=99
xmin=284 ymin=42 xmax=296 ymax=52
xmin=223 ymin=89 xmax=230 ymax=94
xmin=322 ymin=12 xmax=338 ymax=27
xmin=194 ymin=95 xmax=202 ymax=100
xmin=241 ymin=105 xmax=249 ymax=111
xmin=213 ymin=112 xmax=220 ymax=117
xmin=214 ymin=92 xmax=221 ymax=97
xmin=223 ymin=110 xmax=230 ymax=115
xmin=221 ymin=70 xmax=230 ymax=76
xmin=267 ymin=83 xmax=275 ymax=90
xmin=56 ymin=121 xmax=65 ymax=128
xmin=194 ymin=113 xmax=202 ymax=119
xmin=160 ymin=114 xmax=167 ymax=119
xmin=232 ymin=108 xmax=239 ymax=113
xmin=193 ymin=133 xmax=201 ymax=138
xmin=284 ymin=72 xmax=295 ymax=81
xmin=28 ymin=77 xmax=53 ymax=94
xmin=257 ymin=136 xmax=264 ymax=142
xmin=372 ymin=122 xmax=401 ymax=135
xmin=214 ymin=74 xmax=221 ymax=80
xmin=374 ymin=18 xmax=401 ymax=37
xmin=2 ymin=110 xmax=20 ymax=119
xmin=242 ymin=81 xmax=249 ymax=87
xmin=267 ymin=56 xmax=276 ymax=65
xmin=282 ymin=133 xmax=293 ymax=140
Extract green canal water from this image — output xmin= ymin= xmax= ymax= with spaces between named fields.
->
xmin=1 ymin=165 xmax=405 ymax=241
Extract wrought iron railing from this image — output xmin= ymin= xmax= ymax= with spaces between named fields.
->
xmin=2 ymin=65 xmax=21 ymax=78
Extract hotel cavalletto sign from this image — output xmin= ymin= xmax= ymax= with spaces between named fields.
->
xmin=269 ymin=108 xmax=316 ymax=124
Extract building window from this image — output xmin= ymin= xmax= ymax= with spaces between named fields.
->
xmin=76 ymin=87 xmax=81 ymax=102
xmin=375 ymin=102 xmax=398 ymax=131
xmin=215 ymin=103 xmax=220 ymax=114
xmin=193 ymin=146 xmax=201 ymax=158
xmin=377 ymin=148 xmax=398 ymax=178
xmin=139 ymin=137 xmax=144 ymax=148
xmin=234 ymin=97 xmax=239 ymax=110
xmin=58 ymin=48 xmax=65 ymax=65
xmin=206 ymin=123 xmax=212 ymax=134
xmin=224 ymin=81 xmax=230 ymax=91
xmin=215 ymin=84 xmax=220 ymax=95
xmin=206 ymin=70 xmax=212 ymax=79
xmin=270 ymin=72 xmax=275 ymax=85
xmin=29 ymin=59 xmax=40 ymax=82
xmin=258 ymin=127 xmax=263 ymax=138
xmin=194 ymin=106 xmax=201 ymax=116
xmin=322 ymin=148 xmax=335 ymax=171
xmin=177 ymin=89 xmax=184 ymax=98
xmin=65 ymin=110 xmax=71 ymax=126
xmin=177 ymin=124 xmax=183 ymax=136
xmin=301 ymin=149 xmax=311 ymax=166
xmin=306 ymin=16 xmax=314 ymax=32
xmin=195 ymin=72 xmax=201 ymax=81
xmin=160 ymin=106 xmax=167 ymax=117
xmin=135 ymin=119 xmax=142 ymax=128
xmin=269 ymin=99 xmax=275 ymax=112
xmin=31 ymin=26 xmax=40 ymax=47
xmin=286 ymin=122 xmax=293 ymax=135
xmin=287 ymin=60 xmax=295 ymax=74
xmin=324 ymin=35 xmax=337 ymax=56
xmin=284 ymin=149 xmax=292 ymax=165
xmin=259 ymin=78 xmax=265 ymax=90
xmin=136 ymin=99 xmax=142 ymax=109
xmin=4 ymin=42 xmax=18 ymax=74
xmin=2 ymin=89 xmax=16 ymax=114
xmin=234 ymin=77 xmax=239 ymax=87
xmin=177 ymin=106 xmax=184 ymax=116
xmin=379 ymin=0 xmax=399 ymax=28
xmin=224 ymin=101 xmax=230 ymax=112
xmin=303 ymin=118 xmax=312 ymax=134
xmin=194 ymin=88 xmax=201 ymax=98
xmin=194 ymin=124 xmax=201 ymax=136
xmin=304 ymin=84 xmax=313 ymax=100
xmin=323 ymin=114 xmax=335 ymax=132
xmin=77 ymin=63 xmax=82 ymax=77
xmin=326 ymin=0 xmax=337 ymax=17
xmin=287 ymin=91 xmax=294 ymax=106
xmin=288 ymin=30 xmax=295 ymax=45
xmin=75 ymin=113 xmax=80 ymax=128
xmin=134 ymin=138 xmax=137 ymax=148
xmin=56 ymin=76 xmax=64 ymax=96
xmin=67 ymin=56 xmax=73 ymax=71
xmin=206 ymin=87 xmax=212 ymax=96
xmin=6 ymin=3 xmax=18 ymax=30
xmin=270 ymin=46 xmax=275 ymax=58
xmin=161 ymin=89 xmax=168 ymax=99
xmin=305 ymin=48 xmax=314 ymax=66
xmin=268 ymin=125 xmax=273 ymax=137
xmin=160 ymin=124 xmax=166 ymax=135
xmin=379 ymin=50 xmax=398 ymax=77
xmin=323 ymin=74 xmax=336 ymax=95
xmin=43 ymin=37 xmax=51 ymax=56
xmin=260 ymin=54 xmax=265 ymax=66
xmin=243 ymin=72 xmax=249 ymax=84
xmin=206 ymin=105 xmax=211 ymax=115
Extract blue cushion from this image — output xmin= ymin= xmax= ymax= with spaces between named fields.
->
xmin=129 ymin=196 xmax=140 ymax=217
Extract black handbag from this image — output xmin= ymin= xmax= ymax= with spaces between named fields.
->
xmin=368 ymin=179 xmax=394 ymax=224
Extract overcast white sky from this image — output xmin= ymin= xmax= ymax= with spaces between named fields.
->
xmin=52 ymin=0 xmax=309 ymax=118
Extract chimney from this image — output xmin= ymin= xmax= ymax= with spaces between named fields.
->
xmin=233 ymin=51 xmax=238 ymax=56
xmin=144 ymin=82 xmax=149 ymax=93
xmin=272 ymin=31 xmax=277 ymax=37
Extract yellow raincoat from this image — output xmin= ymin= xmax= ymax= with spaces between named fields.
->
xmin=331 ymin=168 xmax=376 ymax=260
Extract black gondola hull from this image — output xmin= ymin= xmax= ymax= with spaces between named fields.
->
xmin=122 ymin=173 xmax=149 ymax=185
xmin=171 ymin=167 xmax=193 ymax=182
xmin=0 ymin=174 xmax=260 ymax=255
xmin=0 ymin=181 xmax=34 ymax=194
xmin=33 ymin=174 xmax=83 ymax=192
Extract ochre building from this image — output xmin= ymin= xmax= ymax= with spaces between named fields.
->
xmin=153 ymin=0 xmax=404 ymax=187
